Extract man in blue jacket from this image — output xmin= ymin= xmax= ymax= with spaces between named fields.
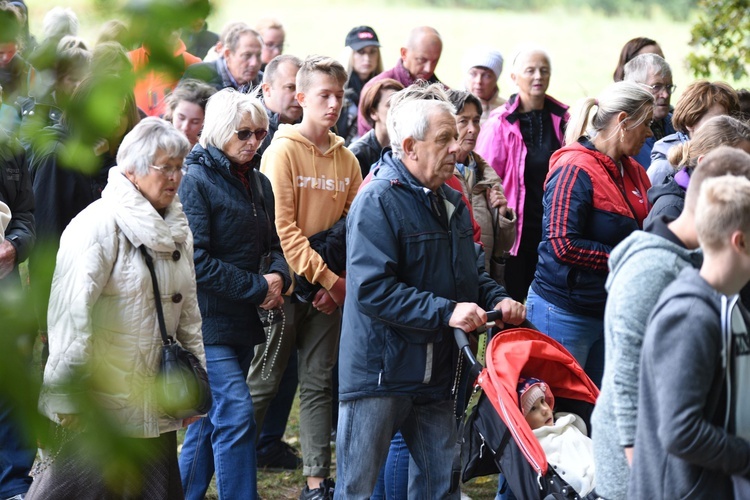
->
xmin=335 ymin=83 xmax=525 ymax=499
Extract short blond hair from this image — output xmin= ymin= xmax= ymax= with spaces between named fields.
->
xmin=695 ymin=172 xmax=750 ymax=252
xmin=256 ymin=17 xmax=284 ymax=35
xmin=296 ymin=55 xmax=347 ymax=94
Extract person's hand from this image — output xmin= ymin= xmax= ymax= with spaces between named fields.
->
xmin=327 ymin=276 xmax=346 ymax=307
xmin=57 ymin=413 xmax=81 ymax=430
xmin=183 ymin=416 xmax=202 ymax=427
xmin=261 ymin=295 xmax=284 ymax=311
xmin=493 ymin=298 xmax=526 ymax=327
xmin=312 ymin=288 xmax=338 ymax=315
xmin=0 ymin=240 xmax=17 ymax=279
xmin=448 ymin=302 xmax=488 ymax=332
xmin=259 ymin=273 xmax=283 ymax=310
xmin=624 ymin=446 xmax=634 ymax=466
xmin=488 ymin=185 xmax=508 ymax=217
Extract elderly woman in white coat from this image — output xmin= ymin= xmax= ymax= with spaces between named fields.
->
xmin=29 ymin=117 xmax=204 ymax=500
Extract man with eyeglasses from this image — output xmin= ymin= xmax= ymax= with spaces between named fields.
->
xmin=623 ymin=53 xmax=676 ymax=169
xmin=183 ymin=24 xmax=264 ymax=92
xmin=256 ymin=18 xmax=285 ymax=72
xmin=357 ymin=26 xmax=444 ymax=137
xmin=462 ymin=46 xmax=506 ymax=125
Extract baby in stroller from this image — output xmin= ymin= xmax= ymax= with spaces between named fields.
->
xmin=518 ymin=377 xmax=596 ymax=496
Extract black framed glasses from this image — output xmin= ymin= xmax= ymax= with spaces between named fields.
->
xmin=642 ymin=83 xmax=677 ymax=95
xmin=234 ymin=128 xmax=268 ymax=142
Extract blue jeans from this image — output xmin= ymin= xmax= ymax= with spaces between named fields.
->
xmin=179 ymin=344 xmax=257 ymax=500
xmin=0 ymin=398 xmax=34 ymax=498
xmin=335 ymin=397 xmax=459 ymax=500
xmin=371 ymin=432 xmax=409 ymax=500
xmin=526 ymin=289 xmax=605 ymax=387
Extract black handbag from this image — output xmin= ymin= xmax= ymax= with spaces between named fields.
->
xmin=140 ymin=246 xmax=212 ymax=419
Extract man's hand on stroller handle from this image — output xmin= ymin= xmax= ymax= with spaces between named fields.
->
xmin=494 ymin=298 xmax=526 ymax=328
xmin=449 ymin=298 xmax=526 ymax=333
xmin=449 ymin=303 xmax=488 ymax=333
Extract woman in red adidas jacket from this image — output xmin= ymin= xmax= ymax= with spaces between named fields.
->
xmin=526 ymin=81 xmax=654 ymax=387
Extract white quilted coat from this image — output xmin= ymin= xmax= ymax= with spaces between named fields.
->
xmin=39 ymin=167 xmax=206 ymax=438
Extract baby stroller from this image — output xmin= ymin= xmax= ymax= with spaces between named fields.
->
xmin=453 ymin=312 xmax=600 ymax=499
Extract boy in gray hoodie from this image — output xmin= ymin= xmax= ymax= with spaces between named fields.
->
xmin=593 ymin=146 xmax=750 ymax=499
xmin=629 ymin=168 xmax=750 ymax=499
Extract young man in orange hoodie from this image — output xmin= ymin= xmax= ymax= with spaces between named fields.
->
xmin=257 ymin=55 xmax=362 ymax=500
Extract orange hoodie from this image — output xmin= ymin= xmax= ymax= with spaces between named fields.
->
xmin=261 ymin=124 xmax=362 ymax=291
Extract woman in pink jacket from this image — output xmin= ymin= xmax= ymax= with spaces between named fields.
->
xmin=475 ymin=46 xmax=569 ymax=302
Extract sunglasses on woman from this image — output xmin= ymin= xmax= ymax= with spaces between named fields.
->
xmin=234 ymin=128 xmax=268 ymax=142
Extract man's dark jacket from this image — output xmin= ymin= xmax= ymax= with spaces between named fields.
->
xmin=339 ymin=150 xmax=509 ymax=401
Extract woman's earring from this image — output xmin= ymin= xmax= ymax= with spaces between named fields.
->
xmin=619 ymin=128 xmax=625 ymax=143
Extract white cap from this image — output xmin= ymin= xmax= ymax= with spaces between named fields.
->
xmin=463 ymin=46 xmax=504 ymax=79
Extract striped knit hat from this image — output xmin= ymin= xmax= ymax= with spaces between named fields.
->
xmin=517 ymin=377 xmax=555 ymax=416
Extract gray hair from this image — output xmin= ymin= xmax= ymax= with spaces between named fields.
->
xmin=565 ymin=81 xmax=655 ymax=144
xmin=56 ymin=34 xmax=88 ymax=52
xmin=200 ymin=88 xmax=269 ymax=150
xmin=623 ymin=53 xmax=672 ymax=84
xmin=386 ymin=83 xmax=455 ymax=159
xmin=225 ymin=25 xmax=262 ymax=54
xmin=117 ymin=117 xmax=190 ymax=176
xmin=42 ymin=7 xmax=78 ymax=41
xmin=511 ymin=44 xmax=551 ymax=74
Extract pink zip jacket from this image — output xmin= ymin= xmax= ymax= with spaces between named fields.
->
xmin=475 ymin=94 xmax=569 ymax=255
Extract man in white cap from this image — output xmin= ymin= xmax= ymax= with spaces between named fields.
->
xmin=463 ymin=47 xmax=506 ymax=124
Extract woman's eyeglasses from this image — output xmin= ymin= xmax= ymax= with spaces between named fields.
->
xmin=150 ymin=164 xmax=183 ymax=177
xmin=234 ymin=129 xmax=268 ymax=142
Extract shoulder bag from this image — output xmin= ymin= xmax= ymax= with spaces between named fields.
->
xmin=140 ymin=245 xmax=212 ymax=419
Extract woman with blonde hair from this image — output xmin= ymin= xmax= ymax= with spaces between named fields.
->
xmin=645 ymin=115 xmax=750 ymax=225
xmin=526 ymin=81 xmax=654 ymax=387
xmin=338 ymin=26 xmax=384 ymax=145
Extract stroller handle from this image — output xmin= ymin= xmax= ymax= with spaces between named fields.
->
xmin=454 ymin=310 xmax=503 ymax=371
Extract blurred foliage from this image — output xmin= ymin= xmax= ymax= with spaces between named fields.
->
xmin=414 ymin=0 xmax=699 ymax=20
xmin=688 ymin=0 xmax=750 ymax=81
xmin=2 ymin=0 xmax=212 ymax=486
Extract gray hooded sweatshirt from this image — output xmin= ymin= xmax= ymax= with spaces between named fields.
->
xmin=592 ymin=220 xmax=702 ymax=500
xmin=629 ymin=268 xmax=750 ymax=499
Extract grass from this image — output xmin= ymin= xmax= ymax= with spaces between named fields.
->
xmin=179 ymin=392 xmax=501 ymax=499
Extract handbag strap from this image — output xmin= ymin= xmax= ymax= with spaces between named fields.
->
xmin=139 ymin=245 xmax=171 ymax=346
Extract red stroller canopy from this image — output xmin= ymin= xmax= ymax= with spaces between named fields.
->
xmin=475 ymin=327 xmax=600 ymax=476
